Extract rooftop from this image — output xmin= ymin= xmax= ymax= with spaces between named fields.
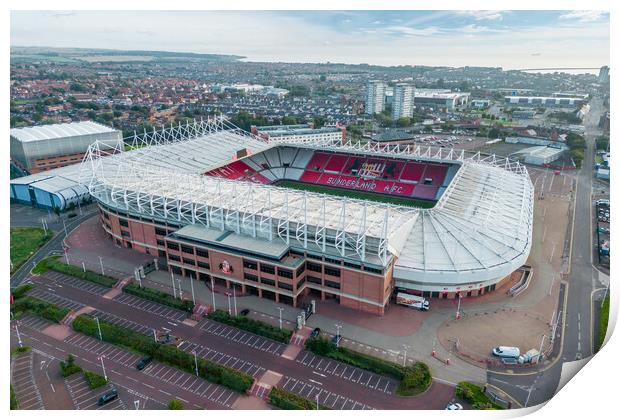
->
xmin=10 ymin=121 xmax=118 ymax=143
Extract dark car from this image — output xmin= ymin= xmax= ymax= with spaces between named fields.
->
xmin=239 ymin=309 xmax=250 ymax=316
xmin=310 ymin=327 xmax=321 ymax=339
xmin=98 ymin=388 xmax=118 ymax=406
xmin=331 ymin=334 xmax=342 ymax=346
xmin=136 ymin=356 xmax=153 ymax=371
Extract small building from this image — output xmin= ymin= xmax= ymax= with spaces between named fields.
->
xmin=596 ymin=168 xmax=610 ymax=180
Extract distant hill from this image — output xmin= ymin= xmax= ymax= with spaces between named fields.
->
xmin=10 ymin=46 xmax=245 ymax=64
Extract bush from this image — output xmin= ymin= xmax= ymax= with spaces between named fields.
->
xmin=45 ymin=257 xmax=118 ymax=287
xmin=268 ymin=387 xmax=327 ymax=410
xmin=84 ymin=371 xmax=108 ymax=389
xmin=207 ymin=310 xmax=292 ymax=344
xmin=72 ymin=315 xmax=252 ymax=393
xmin=305 ymin=338 xmax=404 ymax=380
xmin=11 ymin=296 xmax=69 ymax=323
xmin=396 ymin=362 xmax=432 ymax=396
xmin=10 ymin=385 xmax=18 ymax=410
xmin=123 ymin=283 xmax=194 ymax=312
xmin=12 ymin=346 xmax=32 ymax=356
xmin=11 ymin=284 xmax=34 ymax=300
xmin=456 ymin=382 xmax=503 ymax=410
xmin=60 ymin=354 xmax=82 ymax=377
xmin=168 ymin=399 xmax=184 ymax=409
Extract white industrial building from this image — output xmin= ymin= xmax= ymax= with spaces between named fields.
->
xmin=10 ymin=121 xmax=121 ymax=173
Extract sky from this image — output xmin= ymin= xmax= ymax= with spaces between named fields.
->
xmin=10 ymin=10 xmax=610 ymax=70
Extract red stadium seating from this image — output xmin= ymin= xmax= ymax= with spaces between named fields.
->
xmin=422 ymin=164 xmax=449 ymax=186
xmin=400 ymin=162 xmax=427 ymax=182
xmin=300 ymin=171 xmax=323 ymax=183
xmin=324 ymin=154 xmax=350 ymax=173
xmin=413 ymin=185 xmax=439 ymax=200
xmin=306 ymin=152 xmax=332 ymax=171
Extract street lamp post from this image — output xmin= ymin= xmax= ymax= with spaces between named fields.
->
xmin=98 ymin=256 xmax=105 ymax=276
xmin=315 ymin=393 xmax=319 ymax=410
xmin=15 ymin=322 xmax=23 ymax=347
xmin=210 ymin=276 xmax=216 ymax=311
xmin=193 ymin=350 xmax=199 ymax=376
xmin=456 ymin=293 xmax=462 ymax=320
xmin=402 ymin=345 xmax=408 ymax=368
xmin=170 ymin=272 xmax=177 ymax=299
xmin=226 ymin=293 xmax=232 ymax=315
xmin=64 ymin=248 xmax=70 ymax=264
xmin=190 ymin=274 xmax=196 ymax=305
xmin=82 ymin=261 xmax=86 ymax=273
xmin=177 ymin=279 xmax=183 ymax=300
xmin=277 ymin=307 xmax=284 ymax=330
xmin=232 ymin=286 xmax=237 ymax=316
xmin=525 ymin=384 xmax=534 ymax=407
xmin=95 ymin=317 xmax=103 ymax=340
xmin=62 ymin=218 xmax=68 ymax=237
xmin=335 ymin=324 xmax=342 ymax=347
xmin=99 ymin=356 xmax=108 ymax=381
xmin=537 ymin=334 xmax=547 ymax=363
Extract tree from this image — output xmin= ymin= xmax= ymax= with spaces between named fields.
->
xmin=313 ymin=116 xmax=326 ymax=129
xmin=168 ymin=399 xmax=183 ymax=410
xmin=396 ymin=117 xmax=411 ymax=127
xmin=281 ymin=116 xmax=298 ymax=125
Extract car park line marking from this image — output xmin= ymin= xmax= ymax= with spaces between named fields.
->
xmin=308 ymin=379 xmax=323 ymax=386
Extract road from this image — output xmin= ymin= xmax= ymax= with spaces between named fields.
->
xmin=487 ymin=96 xmax=608 ymax=407
xmin=10 ymin=206 xmax=98 ymax=288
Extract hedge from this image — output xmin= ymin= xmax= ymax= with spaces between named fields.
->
xmin=599 ymin=296 xmax=610 ymax=350
xmin=84 ymin=371 xmax=108 ymax=390
xmin=60 ymin=354 xmax=82 ymax=378
xmin=11 ymin=296 xmax=69 ymax=323
xmin=10 ymin=385 xmax=18 ymax=410
xmin=45 ymin=257 xmax=118 ymax=288
xmin=396 ymin=362 xmax=432 ymax=396
xmin=123 ymin=283 xmax=194 ymax=312
xmin=72 ymin=315 xmax=253 ymax=393
xmin=11 ymin=284 xmax=34 ymax=300
xmin=207 ymin=310 xmax=293 ymax=344
xmin=306 ymin=337 xmax=404 ymax=379
xmin=306 ymin=338 xmax=432 ymax=397
xmin=12 ymin=346 xmax=32 ymax=356
xmin=455 ymin=382 xmax=503 ymax=410
xmin=268 ymin=387 xmax=328 ymax=410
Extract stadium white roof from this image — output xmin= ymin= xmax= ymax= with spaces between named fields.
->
xmin=80 ymin=118 xmax=533 ymax=286
xmin=10 ymin=121 xmax=117 ymax=143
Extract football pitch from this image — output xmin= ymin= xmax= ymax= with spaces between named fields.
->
xmin=274 ymin=180 xmax=435 ymax=209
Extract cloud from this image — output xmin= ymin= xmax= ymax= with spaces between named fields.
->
xmin=382 ymin=25 xmax=442 ymax=37
xmin=559 ymin=11 xmax=608 ymax=23
xmin=456 ymin=11 xmax=504 ymax=21
xmin=460 ymin=24 xmax=505 ymax=34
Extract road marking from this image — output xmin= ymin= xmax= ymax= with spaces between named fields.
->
xmin=312 ymin=371 xmax=326 ymax=378
xmin=308 ymin=379 xmax=322 ymax=386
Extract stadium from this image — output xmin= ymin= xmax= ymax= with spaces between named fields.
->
xmin=82 ymin=118 xmax=534 ymax=315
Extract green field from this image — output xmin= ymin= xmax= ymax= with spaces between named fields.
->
xmin=10 ymin=227 xmax=53 ymax=274
xmin=274 ymin=180 xmax=435 ymax=209
xmin=598 ymin=295 xmax=610 ymax=350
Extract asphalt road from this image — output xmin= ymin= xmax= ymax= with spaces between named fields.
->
xmin=487 ymin=96 xmax=607 ymax=407
xmin=21 ymin=272 xmax=455 ymax=409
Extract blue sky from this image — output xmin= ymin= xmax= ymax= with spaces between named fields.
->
xmin=11 ymin=10 xmax=609 ymax=69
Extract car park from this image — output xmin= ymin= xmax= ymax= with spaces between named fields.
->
xmin=98 ymin=388 xmax=119 ymax=406
xmin=136 ymin=356 xmax=153 ymax=371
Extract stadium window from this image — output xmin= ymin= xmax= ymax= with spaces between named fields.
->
xmin=279 ymin=282 xmax=293 ymax=291
xmin=167 ymin=242 xmax=179 ymax=251
xmin=121 ymin=230 xmax=130 ymax=238
xmin=169 ymin=254 xmax=181 ymax=262
xmin=324 ymin=280 xmax=341 ymax=290
xmin=306 ymin=253 xmax=322 ymax=261
xmin=260 ymin=264 xmax=275 ymax=275
xmin=243 ymin=260 xmax=258 ymax=270
xmin=103 ymin=212 xmax=110 ymax=220
xmin=290 ymin=250 xmax=304 ymax=257
xmin=296 ymin=277 xmax=306 ymax=289
xmin=431 ymin=291 xmax=439 ymax=298
xmin=261 ymin=278 xmax=276 ymax=286
xmin=306 ymin=276 xmax=322 ymax=285
xmin=181 ymin=245 xmax=194 ymax=254
xmin=324 ymin=267 xmax=341 ymax=277
xmin=182 ymin=258 xmax=196 ymax=266
xmin=363 ymin=266 xmax=383 ymax=275
xmin=155 ymin=227 xmax=167 ymax=236
xmin=156 ymin=239 xmax=165 ymax=246
xmin=197 ymin=261 xmax=210 ymax=270
xmin=158 ymin=250 xmax=167 ymax=258
xmin=119 ymin=219 xmax=129 ymax=227
xmin=295 ymin=266 xmax=305 ymax=277
xmin=196 ymin=249 xmax=209 ymax=258
xmin=277 ymin=268 xmax=293 ymax=279
xmin=344 ymin=261 xmax=361 ymax=270
xmin=171 ymin=266 xmax=182 ymax=275
xmin=244 ymin=273 xmax=258 ymax=282
xmin=324 ymin=257 xmax=341 ymax=265
xmin=306 ymin=262 xmax=322 ymax=273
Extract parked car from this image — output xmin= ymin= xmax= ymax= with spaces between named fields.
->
xmin=136 ymin=356 xmax=153 ymax=371
xmin=492 ymin=346 xmax=520 ymax=358
xmin=239 ymin=309 xmax=250 ymax=316
xmin=446 ymin=402 xmax=463 ymax=410
xmin=98 ymin=388 xmax=119 ymax=406
xmin=310 ymin=327 xmax=321 ymax=338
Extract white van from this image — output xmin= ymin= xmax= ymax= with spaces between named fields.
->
xmin=492 ymin=346 xmax=520 ymax=358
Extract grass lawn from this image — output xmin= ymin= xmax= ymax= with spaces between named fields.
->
xmin=599 ymin=295 xmax=610 ymax=350
xmin=10 ymin=227 xmax=52 ymax=274
xmin=274 ymin=180 xmax=435 ymax=209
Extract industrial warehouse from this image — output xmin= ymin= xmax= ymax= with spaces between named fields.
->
xmin=64 ymin=117 xmax=536 ymax=315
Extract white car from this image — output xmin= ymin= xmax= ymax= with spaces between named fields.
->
xmin=446 ymin=402 xmax=463 ymax=410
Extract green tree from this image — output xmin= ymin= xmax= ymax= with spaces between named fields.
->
xmin=313 ymin=116 xmax=326 ymax=129
xmin=281 ymin=116 xmax=298 ymax=125
xmin=168 ymin=399 xmax=183 ymax=410
xmin=396 ymin=117 xmax=411 ymax=127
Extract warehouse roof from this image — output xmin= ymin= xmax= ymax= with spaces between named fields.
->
xmin=10 ymin=121 xmax=118 ymax=143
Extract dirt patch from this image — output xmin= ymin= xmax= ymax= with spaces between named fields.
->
xmin=231 ymin=395 xmax=272 ymax=410
xmin=42 ymin=324 xmax=73 ymax=341
xmin=438 ymin=309 xmax=552 ymax=364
